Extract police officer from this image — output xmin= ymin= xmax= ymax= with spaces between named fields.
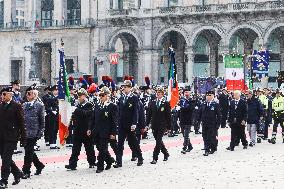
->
xmin=180 ymin=87 xmax=195 ymax=154
xmin=0 ymin=87 xmax=26 ymax=187
xmin=65 ymin=88 xmax=96 ymax=170
xmin=218 ymin=88 xmax=229 ymax=128
xmin=48 ymin=85 xmax=60 ymax=149
xmin=22 ymin=86 xmax=45 ymax=178
xmin=42 ymin=86 xmax=52 ymax=146
xmin=199 ymin=91 xmax=220 ymax=156
xmin=113 ymin=80 xmax=143 ymax=168
xmin=92 ymin=87 xmax=117 ymax=173
xmin=146 ymin=87 xmax=171 ymax=164
xmin=269 ymin=89 xmax=284 ymax=144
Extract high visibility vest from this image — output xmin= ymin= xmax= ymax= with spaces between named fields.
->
xmin=259 ymin=95 xmax=268 ymax=109
xmin=272 ymin=96 xmax=284 ymax=112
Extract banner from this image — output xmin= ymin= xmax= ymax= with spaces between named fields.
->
xmin=252 ymin=50 xmax=269 ymax=79
xmin=109 ymin=53 xmax=119 ymax=65
xmin=224 ymin=54 xmax=244 ymax=90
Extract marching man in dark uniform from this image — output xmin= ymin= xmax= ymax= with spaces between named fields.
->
xmin=227 ymin=90 xmax=248 ymax=151
xmin=65 ymin=88 xmax=96 ymax=170
xmin=146 ymin=87 xmax=171 ymax=164
xmin=42 ymin=86 xmax=52 ymax=146
xmin=92 ymin=87 xmax=117 ymax=173
xmin=218 ymin=88 xmax=229 ymax=128
xmin=48 ymin=85 xmax=60 ymax=149
xmin=180 ymin=87 xmax=195 ymax=154
xmin=22 ymin=86 xmax=45 ymax=178
xmin=113 ymin=80 xmax=144 ymax=168
xmin=0 ymin=87 xmax=26 ymax=188
xmin=199 ymin=91 xmax=220 ymax=156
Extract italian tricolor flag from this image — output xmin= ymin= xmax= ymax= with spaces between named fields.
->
xmin=58 ymin=45 xmax=73 ymax=146
xmin=224 ymin=55 xmax=245 ymax=91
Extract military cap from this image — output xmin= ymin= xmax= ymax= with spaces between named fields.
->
xmin=26 ymin=84 xmax=38 ymax=92
xmin=44 ymin=86 xmax=51 ymax=91
xmin=121 ymin=80 xmax=132 ymax=88
xmin=1 ymin=86 xmax=13 ymax=93
xmin=156 ymin=86 xmax=164 ymax=93
xmin=77 ymin=88 xmax=88 ymax=96
xmin=99 ymin=86 xmax=111 ymax=95
xmin=206 ymin=90 xmax=214 ymax=95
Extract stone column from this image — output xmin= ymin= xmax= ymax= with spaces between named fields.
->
xmin=54 ymin=0 xmax=65 ymax=26
xmin=185 ymin=47 xmax=194 ymax=86
xmin=81 ymin=0 xmax=91 ymax=25
xmin=96 ymin=51 xmax=111 ymax=84
xmin=280 ymin=38 xmax=284 ymax=71
xmin=209 ymin=43 xmax=219 ymax=77
xmin=152 ymin=50 xmax=160 ymax=85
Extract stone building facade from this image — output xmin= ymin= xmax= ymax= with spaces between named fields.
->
xmin=0 ymin=0 xmax=283 ymax=87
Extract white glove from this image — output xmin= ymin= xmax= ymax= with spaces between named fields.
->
xmin=131 ymin=125 xmax=136 ymax=131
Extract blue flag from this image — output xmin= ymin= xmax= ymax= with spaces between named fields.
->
xmin=252 ymin=50 xmax=270 ymax=79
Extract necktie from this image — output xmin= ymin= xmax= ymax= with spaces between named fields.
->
xmin=235 ymin=101 xmax=238 ymax=109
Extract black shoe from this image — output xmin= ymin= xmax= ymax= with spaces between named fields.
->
xmin=96 ymin=169 xmax=103 ymax=173
xmin=195 ymin=131 xmax=202 ymax=134
xmin=249 ymin=142 xmax=254 ymax=147
xmin=181 ymin=149 xmax=186 ymax=154
xmin=50 ymin=146 xmax=60 ymax=150
xmin=150 ymin=160 xmax=157 ymax=164
xmin=0 ymin=180 xmax=8 ymax=188
xmin=65 ymin=165 xmax=76 ymax=170
xmin=271 ymin=138 xmax=276 ymax=144
xmin=257 ymin=138 xmax=261 ymax=143
xmin=283 ymin=139 xmax=284 ymax=143
xmin=226 ymin=147 xmax=234 ymax=151
xmin=105 ymin=162 xmax=113 ymax=170
xmin=209 ymin=150 xmax=216 ymax=154
xmin=21 ymin=173 xmax=30 ymax=179
xmin=203 ymin=151 xmax=209 ymax=156
xmin=163 ymin=154 xmax=169 ymax=161
xmin=34 ymin=165 xmax=45 ymax=175
xmin=186 ymin=146 xmax=193 ymax=153
xmin=137 ymin=160 xmax=143 ymax=166
xmin=89 ymin=163 xmax=97 ymax=168
xmin=113 ymin=163 xmax=122 ymax=168
xmin=131 ymin=157 xmax=137 ymax=161
xmin=243 ymin=146 xmax=248 ymax=149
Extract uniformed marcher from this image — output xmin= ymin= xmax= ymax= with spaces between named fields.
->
xmin=0 ymin=87 xmax=26 ymax=188
xmin=11 ymin=80 xmax=22 ymax=104
xmin=218 ymin=88 xmax=229 ymax=128
xmin=65 ymin=88 xmax=96 ymax=170
xmin=199 ymin=91 xmax=220 ymax=156
xmin=146 ymin=87 xmax=171 ymax=164
xmin=48 ymin=85 xmax=60 ymax=149
xmin=22 ymin=86 xmax=45 ymax=178
xmin=92 ymin=87 xmax=117 ymax=173
xmin=269 ymin=89 xmax=284 ymax=144
xmin=113 ymin=80 xmax=144 ymax=168
xmin=179 ymin=87 xmax=195 ymax=154
xmin=42 ymin=86 xmax=52 ymax=146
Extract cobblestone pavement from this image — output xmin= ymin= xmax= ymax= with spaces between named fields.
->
xmin=4 ymin=127 xmax=284 ymax=189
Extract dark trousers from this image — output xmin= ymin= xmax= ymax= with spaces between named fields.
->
xmin=202 ymin=125 xmax=216 ymax=152
xmin=230 ymin=123 xmax=248 ymax=149
xmin=69 ymin=136 xmax=96 ymax=168
xmin=0 ymin=140 xmax=21 ymax=182
xmin=49 ymin=115 xmax=58 ymax=145
xmin=221 ymin=110 xmax=228 ymax=128
xmin=109 ymin=139 xmax=118 ymax=156
xmin=22 ymin=138 xmax=44 ymax=174
xmin=272 ymin=117 xmax=284 ymax=138
xmin=182 ymin=125 xmax=193 ymax=150
xmin=192 ymin=119 xmax=201 ymax=132
xmin=116 ymin=128 xmax=143 ymax=165
xmin=130 ymin=133 xmax=141 ymax=158
xmin=44 ymin=114 xmax=50 ymax=143
xmin=95 ymin=135 xmax=113 ymax=170
xmin=152 ymin=130 xmax=168 ymax=161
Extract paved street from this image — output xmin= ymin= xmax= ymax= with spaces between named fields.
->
xmin=5 ymin=127 xmax=284 ymax=189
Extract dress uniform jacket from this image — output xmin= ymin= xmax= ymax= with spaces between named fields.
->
xmin=228 ymin=99 xmax=248 ymax=124
xmin=146 ymin=98 xmax=171 ymax=131
xmin=93 ymin=102 xmax=118 ymax=138
xmin=179 ymin=97 xmax=196 ymax=126
xmin=0 ymin=100 xmax=26 ymax=142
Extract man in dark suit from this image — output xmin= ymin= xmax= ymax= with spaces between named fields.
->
xmin=218 ymin=88 xmax=229 ymax=128
xmin=227 ymin=90 xmax=248 ymax=151
xmin=92 ymin=87 xmax=117 ymax=173
xmin=146 ymin=87 xmax=171 ymax=164
xmin=199 ymin=91 xmax=221 ymax=156
xmin=113 ymin=80 xmax=143 ymax=168
xmin=65 ymin=88 xmax=96 ymax=170
xmin=0 ymin=87 xmax=26 ymax=188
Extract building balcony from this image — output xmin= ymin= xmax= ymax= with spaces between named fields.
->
xmin=0 ymin=18 xmax=97 ymax=31
xmin=107 ymin=1 xmax=284 ymax=18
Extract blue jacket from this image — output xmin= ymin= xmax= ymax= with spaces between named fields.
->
xmin=247 ymin=97 xmax=263 ymax=124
